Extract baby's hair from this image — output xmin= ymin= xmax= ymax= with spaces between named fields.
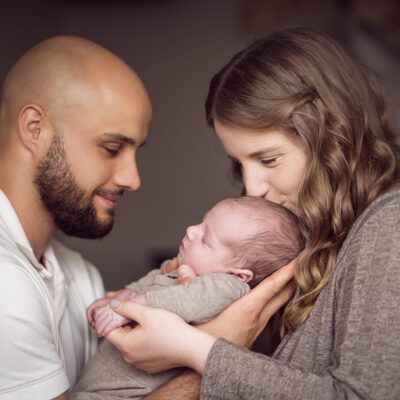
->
xmin=221 ymin=197 xmax=304 ymax=287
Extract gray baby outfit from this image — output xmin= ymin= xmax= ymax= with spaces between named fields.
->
xmin=72 ymin=269 xmax=249 ymax=399
xmin=201 ymin=186 xmax=400 ymax=399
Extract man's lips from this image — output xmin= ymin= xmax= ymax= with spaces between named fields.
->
xmin=96 ymin=193 xmax=121 ymax=209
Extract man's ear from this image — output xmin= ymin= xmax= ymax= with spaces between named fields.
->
xmin=227 ymin=267 xmax=254 ymax=283
xmin=18 ymin=104 xmax=48 ymax=154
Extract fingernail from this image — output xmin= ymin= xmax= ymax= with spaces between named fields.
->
xmin=110 ymin=299 xmax=121 ymax=308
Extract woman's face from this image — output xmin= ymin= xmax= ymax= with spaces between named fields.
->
xmin=215 ymin=121 xmax=307 ymax=215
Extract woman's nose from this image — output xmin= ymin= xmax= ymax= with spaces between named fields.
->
xmin=242 ymin=165 xmax=269 ymax=198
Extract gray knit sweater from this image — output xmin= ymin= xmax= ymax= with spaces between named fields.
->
xmin=201 ymin=186 xmax=400 ymax=399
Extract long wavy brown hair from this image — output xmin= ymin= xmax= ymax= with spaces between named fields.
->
xmin=205 ymin=27 xmax=400 ymax=333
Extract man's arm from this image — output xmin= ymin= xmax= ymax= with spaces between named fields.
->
xmin=144 ymin=370 xmax=201 ymax=400
xmin=54 ymin=390 xmax=69 ymax=400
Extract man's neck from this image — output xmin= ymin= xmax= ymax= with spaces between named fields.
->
xmin=3 ymin=186 xmax=56 ymax=262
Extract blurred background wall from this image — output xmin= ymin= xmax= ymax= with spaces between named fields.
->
xmin=0 ymin=0 xmax=398 ymax=289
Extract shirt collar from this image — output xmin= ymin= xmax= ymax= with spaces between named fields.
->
xmin=0 ymin=189 xmax=51 ymax=276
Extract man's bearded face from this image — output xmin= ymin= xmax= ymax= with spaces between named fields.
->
xmin=34 ymin=133 xmax=118 ymax=238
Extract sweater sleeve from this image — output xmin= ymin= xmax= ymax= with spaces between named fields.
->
xmin=201 ymin=191 xmax=400 ymax=399
xmin=146 ymin=273 xmax=250 ymax=324
xmin=125 ymin=268 xmax=162 ymax=293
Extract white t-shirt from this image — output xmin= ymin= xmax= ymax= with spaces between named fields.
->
xmin=0 ymin=190 xmax=105 ymax=399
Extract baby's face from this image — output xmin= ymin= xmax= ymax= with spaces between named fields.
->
xmin=177 ymin=200 xmax=252 ymax=275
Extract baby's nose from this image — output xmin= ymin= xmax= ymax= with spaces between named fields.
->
xmin=186 ymin=225 xmax=197 ymax=241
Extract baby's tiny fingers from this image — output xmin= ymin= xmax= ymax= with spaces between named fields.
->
xmin=177 ymin=264 xmax=196 ymax=284
xmin=96 ymin=314 xmax=113 ymax=336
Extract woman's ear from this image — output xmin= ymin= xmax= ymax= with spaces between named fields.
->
xmin=227 ymin=267 xmax=254 ymax=283
xmin=18 ymin=104 xmax=47 ymax=153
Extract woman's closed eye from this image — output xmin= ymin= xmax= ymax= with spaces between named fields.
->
xmin=260 ymin=157 xmax=277 ymax=166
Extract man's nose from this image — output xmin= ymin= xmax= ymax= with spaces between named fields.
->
xmin=114 ymin=157 xmax=141 ymax=191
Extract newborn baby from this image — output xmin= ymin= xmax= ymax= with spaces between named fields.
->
xmin=73 ymin=196 xmax=304 ymax=399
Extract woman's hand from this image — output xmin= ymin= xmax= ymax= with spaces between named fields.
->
xmin=193 ymin=259 xmax=296 ymax=348
xmin=105 ymin=260 xmax=295 ymax=375
xmin=106 ymin=300 xmax=216 ymax=374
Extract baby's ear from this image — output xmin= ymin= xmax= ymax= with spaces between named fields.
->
xmin=227 ymin=267 xmax=254 ymax=283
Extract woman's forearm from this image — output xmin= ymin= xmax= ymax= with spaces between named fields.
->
xmin=144 ymin=369 xmax=201 ymax=400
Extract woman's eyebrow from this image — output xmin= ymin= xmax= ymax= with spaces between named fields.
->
xmin=247 ymin=146 xmax=281 ymax=157
xmin=227 ymin=147 xmax=282 ymax=160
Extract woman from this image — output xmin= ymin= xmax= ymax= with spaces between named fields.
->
xmin=107 ymin=27 xmax=400 ymax=399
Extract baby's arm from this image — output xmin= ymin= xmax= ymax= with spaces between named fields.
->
xmin=146 ymin=273 xmax=250 ymax=324
xmin=87 ymin=267 xmax=167 ymax=336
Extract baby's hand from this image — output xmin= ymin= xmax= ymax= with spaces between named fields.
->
xmin=87 ymin=297 xmax=110 ymax=328
xmin=94 ymin=302 xmax=132 ymax=337
xmin=87 ymin=289 xmax=134 ymax=336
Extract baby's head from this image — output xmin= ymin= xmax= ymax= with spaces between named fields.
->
xmin=177 ymin=197 xmax=303 ymax=286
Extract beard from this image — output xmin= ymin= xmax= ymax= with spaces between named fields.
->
xmin=34 ymin=132 xmax=117 ymax=239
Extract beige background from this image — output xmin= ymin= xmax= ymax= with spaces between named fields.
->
xmin=0 ymin=0 xmax=398 ymax=289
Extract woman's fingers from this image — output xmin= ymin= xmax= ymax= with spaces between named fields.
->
xmin=250 ymin=259 xmax=296 ymax=307
xmin=106 ymin=299 xmax=215 ymax=374
xmin=259 ymin=280 xmax=295 ymax=329
xmin=196 ymin=260 xmax=296 ymax=348
xmin=107 ymin=299 xmax=147 ymax=330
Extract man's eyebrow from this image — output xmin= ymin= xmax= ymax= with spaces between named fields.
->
xmin=101 ymin=133 xmax=146 ymax=147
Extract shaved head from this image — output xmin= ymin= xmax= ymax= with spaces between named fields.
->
xmin=0 ymin=35 xmax=151 ymax=139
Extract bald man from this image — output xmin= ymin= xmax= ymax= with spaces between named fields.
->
xmin=0 ymin=36 xmax=152 ymax=399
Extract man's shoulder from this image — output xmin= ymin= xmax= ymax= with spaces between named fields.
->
xmin=0 ymin=226 xmax=38 ymax=286
xmin=0 ymin=221 xmax=25 ymax=262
